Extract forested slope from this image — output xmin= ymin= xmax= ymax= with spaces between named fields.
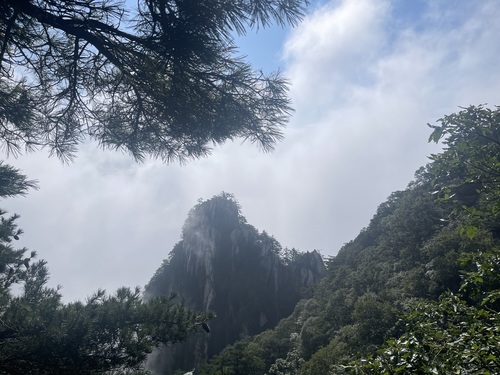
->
xmin=199 ymin=105 xmax=500 ymax=375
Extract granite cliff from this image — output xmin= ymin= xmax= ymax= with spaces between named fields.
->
xmin=144 ymin=193 xmax=325 ymax=374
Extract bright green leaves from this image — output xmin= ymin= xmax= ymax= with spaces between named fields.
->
xmin=426 ymin=105 xmax=500 ymax=252
xmin=459 ymin=248 xmax=500 ymax=308
xmin=427 ymin=122 xmax=444 ymax=143
xmin=427 ymin=106 xmax=500 ymax=209
xmin=463 ymin=224 xmax=478 ymax=239
xmin=352 ymin=257 xmax=500 ymax=373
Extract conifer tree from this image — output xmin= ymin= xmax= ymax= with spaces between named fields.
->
xmin=0 ymin=0 xmax=308 ymax=162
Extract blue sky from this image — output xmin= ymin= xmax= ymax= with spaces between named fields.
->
xmin=3 ymin=0 xmax=500 ymax=302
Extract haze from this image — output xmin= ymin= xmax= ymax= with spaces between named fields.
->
xmin=3 ymin=0 xmax=500 ymax=302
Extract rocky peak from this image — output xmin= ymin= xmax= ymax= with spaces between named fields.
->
xmin=145 ymin=193 xmax=325 ymax=374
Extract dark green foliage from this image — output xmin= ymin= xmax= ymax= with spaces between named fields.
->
xmin=299 ymin=339 xmax=350 ymax=375
xmin=1 ymin=282 xmax=206 ymax=374
xmin=421 ymin=226 xmax=493 ymax=296
xmin=0 ymin=162 xmax=38 ymax=198
xmin=0 ymin=0 xmax=308 ymax=162
xmin=0 ymin=164 xmax=38 ymax=305
xmin=268 ymin=348 xmax=303 ymax=375
xmin=198 ymin=340 xmax=266 ymax=375
xmin=351 ymin=293 xmax=395 ymax=348
xmin=348 ymin=248 xmax=500 ymax=374
xmin=200 ymin=299 xmax=310 ymax=375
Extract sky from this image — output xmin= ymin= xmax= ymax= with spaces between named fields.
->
xmin=3 ymin=0 xmax=500 ymax=302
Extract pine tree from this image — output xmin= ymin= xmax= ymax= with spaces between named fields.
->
xmin=1 ymin=0 xmax=308 ymax=162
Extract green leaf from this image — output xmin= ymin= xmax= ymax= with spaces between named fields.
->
xmin=465 ymin=226 xmax=477 ymax=239
xmin=428 ymin=127 xmax=444 ymax=143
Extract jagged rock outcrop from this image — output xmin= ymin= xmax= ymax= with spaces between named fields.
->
xmin=144 ymin=193 xmax=325 ymax=374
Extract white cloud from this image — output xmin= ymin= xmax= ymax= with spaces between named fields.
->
xmin=3 ymin=0 xmax=500 ymax=301
xmin=273 ymin=0 xmax=500 ymax=253
xmin=284 ymin=0 xmax=389 ymax=114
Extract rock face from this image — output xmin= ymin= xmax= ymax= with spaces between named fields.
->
xmin=145 ymin=193 xmax=325 ymax=374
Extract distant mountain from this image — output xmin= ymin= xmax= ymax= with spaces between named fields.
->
xmin=144 ymin=193 xmax=325 ymax=374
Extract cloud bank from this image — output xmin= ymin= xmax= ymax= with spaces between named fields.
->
xmin=3 ymin=0 xmax=500 ymax=301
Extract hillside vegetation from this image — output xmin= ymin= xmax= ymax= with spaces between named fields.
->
xmin=198 ymin=105 xmax=500 ymax=375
